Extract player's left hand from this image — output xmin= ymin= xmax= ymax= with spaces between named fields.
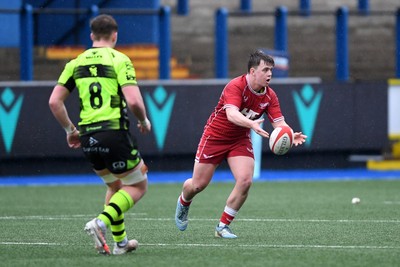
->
xmin=293 ymin=132 xmax=307 ymax=146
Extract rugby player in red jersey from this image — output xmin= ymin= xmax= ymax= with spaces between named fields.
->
xmin=175 ymin=50 xmax=307 ymax=238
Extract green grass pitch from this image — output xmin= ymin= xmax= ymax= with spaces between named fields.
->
xmin=0 ymin=179 xmax=399 ymax=267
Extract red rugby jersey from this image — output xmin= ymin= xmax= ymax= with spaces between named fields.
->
xmin=203 ymin=74 xmax=284 ymax=139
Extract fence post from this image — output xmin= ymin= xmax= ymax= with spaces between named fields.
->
xmin=397 ymin=8 xmax=400 ymax=78
xmin=240 ymin=0 xmax=252 ymax=12
xmin=215 ymin=8 xmax=228 ymax=79
xmin=159 ymin=6 xmax=171 ymax=79
xmin=177 ymin=0 xmax=189 ymax=15
xmin=336 ymin=6 xmax=349 ymax=81
xmin=299 ymin=0 xmax=311 ymax=16
xmin=275 ymin=6 xmax=288 ymax=52
xmin=20 ymin=4 xmax=33 ymax=81
xmin=88 ymin=5 xmax=99 ymax=48
xmin=358 ymin=0 xmax=369 ymax=15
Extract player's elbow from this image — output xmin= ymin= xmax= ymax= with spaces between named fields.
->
xmin=225 ymin=109 xmax=237 ymax=123
xmin=48 ymin=97 xmax=58 ymax=112
xmin=48 ymin=97 xmax=63 ymax=114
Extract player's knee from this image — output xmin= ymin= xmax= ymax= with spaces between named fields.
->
xmin=192 ymin=181 xmax=208 ymax=193
xmin=237 ymin=176 xmax=253 ymax=190
xmin=107 ymin=179 xmax=122 ymax=192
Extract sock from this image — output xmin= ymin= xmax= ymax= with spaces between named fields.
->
xmin=102 ymin=203 xmax=128 ymax=243
xmin=219 ymin=205 xmax=237 ymax=226
xmin=179 ymin=193 xmax=192 ymax=206
xmin=111 ymin=213 xmax=127 ymax=243
xmin=97 ymin=190 xmax=134 ymax=229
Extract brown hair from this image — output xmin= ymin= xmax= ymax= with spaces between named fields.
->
xmin=247 ymin=50 xmax=275 ymax=72
xmin=90 ymin=14 xmax=118 ymax=41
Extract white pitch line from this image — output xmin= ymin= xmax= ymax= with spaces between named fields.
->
xmin=384 ymin=201 xmax=400 ymax=205
xmin=0 ymin=241 xmax=398 ymax=250
xmin=142 ymin=243 xmax=400 ymax=250
xmin=0 ymin=215 xmax=167 ymax=220
xmin=0 ymin=215 xmax=399 ymax=224
xmin=0 ymin=242 xmax=62 ymax=246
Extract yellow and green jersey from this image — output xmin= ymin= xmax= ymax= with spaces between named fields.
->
xmin=57 ymin=47 xmax=137 ymax=134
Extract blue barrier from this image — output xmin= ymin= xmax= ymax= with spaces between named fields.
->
xmin=5 ymin=1 xmax=399 ymax=81
xmin=19 ymin=4 xmax=33 ymax=81
xmin=159 ymin=6 xmax=171 ymax=79
xmin=17 ymin=6 xmax=171 ymax=81
xmin=397 ymin=8 xmax=400 ymax=78
xmin=215 ymin=8 xmax=229 ymax=79
xmin=216 ymin=7 xmax=288 ymax=79
xmin=89 ymin=5 xmax=99 ymax=48
xmin=358 ymin=0 xmax=370 ymax=15
xmin=2 ymin=169 xmax=400 ymax=185
xmin=299 ymin=0 xmax=311 ymax=17
xmin=336 ymin=6 xmax=349 ymax=81
xmin=177 ymin=0 xmax=189 ymax=15
xmin=240 ymin=0 xmax=252 ymax=13
xmin=275 ymin=6 xmax=288 ymax=52
xmin=214 ymin=4 xmax=399 ymax=81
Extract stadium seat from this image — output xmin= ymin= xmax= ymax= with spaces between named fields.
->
xmin=45 ymin=44 xmax=191 ymax=80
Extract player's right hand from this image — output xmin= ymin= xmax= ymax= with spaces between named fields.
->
xmin=67 ymin=131 xmax=81 ymax=148
xmin=251 ymin=119 xmax=269 ymax=138
xmin=137 ymin=118 xmax=151 ymax=134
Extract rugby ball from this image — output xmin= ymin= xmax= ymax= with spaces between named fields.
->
xmin=269 ymin=126 xmax=294 ymax=155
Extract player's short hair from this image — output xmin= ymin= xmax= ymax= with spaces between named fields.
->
xmin=247 ymin=50 xmax=275 ymax=72
xmin=90 ymin=14 xmax=118 ymax=41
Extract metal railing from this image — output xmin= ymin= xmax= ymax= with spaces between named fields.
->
xmin=215 ymin=6 xmax=400 ymax=81
xmin=3 ymin=4 xmax=171 ymax=81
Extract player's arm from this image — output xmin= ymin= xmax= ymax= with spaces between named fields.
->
xmin=225 ymin=107 xmax=269 ymax=138
xmin=271 ymin=120 xmax=288 ymax=128
xmin=121 ymin=84 xmax=151 ymax=134
xmin=271 ymin=120 xmax=307 ymax=146
xmin=49 ymin=85 xmax=80 ymax=148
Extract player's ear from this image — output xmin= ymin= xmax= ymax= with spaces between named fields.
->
xmin=249 ymin=67 xmax=255 ymax=75
xmin=111 ymin=32 xmax=118 ymax=43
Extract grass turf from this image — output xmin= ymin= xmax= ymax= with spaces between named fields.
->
xmin=0 ymin=179 xmax=399 ymax=266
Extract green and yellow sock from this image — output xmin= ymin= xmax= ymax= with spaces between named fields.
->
xmin=97 ymin=190 xmax=134 ymax=230
xmin=111 ymin=213 xmax=127 ymax=243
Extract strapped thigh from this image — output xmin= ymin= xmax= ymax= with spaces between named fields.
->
xmin=120 ymin=161 xmax=148 ymax=185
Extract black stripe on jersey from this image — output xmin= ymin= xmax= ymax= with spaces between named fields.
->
xmin=110 ymin=95 xmax=123 ymax=108
xmin=63 ymin=77 xmax=76 ymax=91
xmin=73 ymin=64 xmax=117 ymax=79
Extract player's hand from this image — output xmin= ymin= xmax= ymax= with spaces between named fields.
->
xmin=66 ymin=131 xmax=81 ymax=149
xmin=293 ymin=132 xmax=307 ymax=146
xmin=137 ymin=118 xmax=151 ymax=134
xmin=251 ymin=118 xmax=269 ymax=138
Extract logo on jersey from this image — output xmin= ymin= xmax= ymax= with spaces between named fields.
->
xmin=89 ymin=65 xmax=98 ymax=77
xmin=292 ymin=84 xmax=323 ymax=146
xmin=0 ymin=87 xmax=23 ymax=154
xmin=241 ymin=108 xmax=260 ymax=120
xmin=144 ymin=86 xmax=176 ymax=151
xmin=125 ymin=62 xmax=135 ymax=80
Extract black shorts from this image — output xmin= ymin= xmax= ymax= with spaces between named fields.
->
xmin=80 ymin=130 xmax=142 ymax=174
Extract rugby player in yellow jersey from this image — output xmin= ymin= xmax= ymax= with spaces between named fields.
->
xmin=49 ymin=14 xmax=151 ymax=255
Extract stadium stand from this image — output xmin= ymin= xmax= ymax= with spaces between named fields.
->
xmin=44 ymin=44 xmax=191 ymax=80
